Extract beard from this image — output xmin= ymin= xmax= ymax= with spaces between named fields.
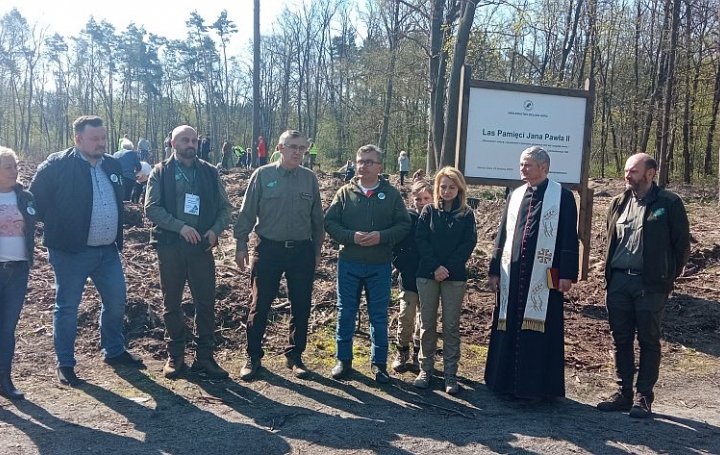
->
xmin=176 ymin=147 xmax=197 ymax=160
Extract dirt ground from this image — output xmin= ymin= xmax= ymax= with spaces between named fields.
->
xmin=1 ymin=169 xmax=719 ymax=455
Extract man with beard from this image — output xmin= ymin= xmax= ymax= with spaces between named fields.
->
xmin=597 ymin=153 xmax=689 ymax=418
xmin=484 ymin=146 xmax=579 ymax=402
xmin=145 ymin=125 xmax=232 ymax=379
xmin=30 ymin=115 xmax=144 ymax=387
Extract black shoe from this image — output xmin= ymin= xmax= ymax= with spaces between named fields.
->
xmin=331 ymin=360 xmax=352 ymax=380
xmin=371 ymin=364 xmax=390 ymax=384
xmin=191 ymin=358 xmax=229 ymax=379
xmin=57 ymin=366 xmax=85 ymax=387
xmin=285 ymin=356 xmax=309 ymax=379
xmin=629 ymin=394 xmax=653 ymax=418
xmin=0 ymin=373 xmax=24 ymax=400
xmin=104 ymin=351 xmax=144 ymax=367
xmin=597 ymin=391 xmax=633 ymax=412
xmin=239 ymin=358 xmax=261 ymax=381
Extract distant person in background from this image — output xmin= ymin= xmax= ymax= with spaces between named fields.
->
xmin=307 ymin=138 xmax=318 ymax=169
xmin=145 ymin=124 xmax=231 ymax=380
xmin=137 ymin=137 xmax=151 ymax=163
xmin=257 ymin=136 xmax=267 ymax=167
xmin=344 ymin=160 xmax=355 ymax=181
xmin=269 ymin=143 xmax=282 ymax=164
xmin=413 ymin=169 xmax=425 ymax=181
xmin=199 ymin=135 xmax=212 ymax=162
xmin=234 ymin=144 xmax=247 ymax=169
xmin=30 ymin=115 xmax=144 ymax=387
xmin=132 ymin=162 xmax=152 ymax=204
xmin=163 ymin=132 xmax=173 ymax=160
xmin=0 ymin=147 xmax=36 ymax=400
xmin=391 ymin=179 xmax=433 ymax=374
xmin=245 ymin=147 xmax=253 ymax=169
xmin=220 ymin=141 xmax=233 ymax=169
xmin=118 ymin=133 xmax=129 ymax=151
xmin=113 ymin=139 xmax=142 ymax=201
xmin=398 ymin=151 xmax=409 ymax=185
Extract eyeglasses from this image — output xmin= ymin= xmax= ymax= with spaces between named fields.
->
xmin=356 ymin=159 xmax=381 ymax=166
xmin=283 ymin=144 xmax=308 ymax=152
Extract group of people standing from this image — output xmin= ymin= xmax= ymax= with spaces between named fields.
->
xmin=0 ymin=119 xmax=690 ymax=421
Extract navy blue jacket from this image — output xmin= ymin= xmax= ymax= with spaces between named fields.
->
xmin=392 ymin=209 xmax=420 ymax=292
xmin=29 ymin=147 xmax=125 ymax=252
xmin=113 ymin=149 xmax=142 ymax=180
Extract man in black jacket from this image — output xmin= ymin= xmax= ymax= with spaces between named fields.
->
xmin=597 ymin=153 xmax=690 ymax=418
xmin=30 ymin=115 xmax=143 ymax=387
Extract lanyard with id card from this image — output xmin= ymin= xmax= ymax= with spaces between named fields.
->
xmin=184 ymin=193 xmax=200 ymax=215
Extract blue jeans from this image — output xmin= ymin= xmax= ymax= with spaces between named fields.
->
xmin=336 ymin=260 xmax=391 ymax=366
xmin=0 ymin=262 xmax=29 ymax=372
xmin=49 ymin=245 xmax=128 ymax=367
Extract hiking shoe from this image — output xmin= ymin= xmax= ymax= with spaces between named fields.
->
xmin=104 ymin=351 xmax=144 ymax=367
xmin=57 ymin=366 xmax=85 ymax=387
xmin=285 ymin=356 xmax=310 ymax=379
xmin=629 ymin=394 xmax=653 ymax=418
xmin=191 ymin=358 xmax=229 ymax=379
xmin=331 ymin=360 xmax=352 ymax=380
xmin=240 ymin=358 xmax=261 ymax=381
xmin=597 ymin=392 xmax=633 ymax=412
xmin=445 ymin=376 xmax=459 ymax=395
xmin=163 ymin=357 xmax=187 ymax=379
xmin=391 ymin=347 xmax=410 ymax=372
xmin=414 ymin=370 xmax=430 ymax=389
xmin=371 ymin=364 xmax=390 ymax=384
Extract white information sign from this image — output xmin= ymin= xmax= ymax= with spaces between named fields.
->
xmin=463 ymin=87 xmax=586 ymax=184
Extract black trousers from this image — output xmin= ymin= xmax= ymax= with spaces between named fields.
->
xmin=157 ymin=243 xmax=217 ymax=359
xmin=246 ymin=239 xmax=315 ymax=361
xmin=606 ymin=271 xmax=668 ymax=397
xmin=122 ymin=177 xmax=135 ymax=201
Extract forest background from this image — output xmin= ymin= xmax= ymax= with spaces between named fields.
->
xmin=0 ymin=0 xmax=719 ymax=185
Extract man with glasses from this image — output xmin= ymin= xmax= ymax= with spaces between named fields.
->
xmin=235 ymin=130 xmax=325 ymax=380
xmin=324 ymin=145 xmax=411 ymax=383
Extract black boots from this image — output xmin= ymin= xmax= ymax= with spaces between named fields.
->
xmin=0 ymin=371 xmax=24 ymax=400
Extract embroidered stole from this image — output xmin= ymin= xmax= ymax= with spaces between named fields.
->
xmin=498 ymin=180 xmax=561 ymax=333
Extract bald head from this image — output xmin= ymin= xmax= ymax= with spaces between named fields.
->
xmin=171 ymin=125 xmax=199 ymax=162
xmin=624 ymin=152 xmax=656 ymax=196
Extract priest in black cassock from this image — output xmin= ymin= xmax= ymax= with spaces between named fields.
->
xmin=485 ymin=146 xmax=579 ymax=401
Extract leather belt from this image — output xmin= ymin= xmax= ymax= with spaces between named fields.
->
xmin=612 ymin=268 xmax=642 ymax=276
xmin=259 ymin=237 xmax=311 ymax=249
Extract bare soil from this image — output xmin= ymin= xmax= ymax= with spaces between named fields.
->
xmin=1 ymin=169 xmax=719 ymax=455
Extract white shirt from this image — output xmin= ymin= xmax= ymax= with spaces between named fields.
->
xmin=0 ymin=191 xmax=28 ymax=261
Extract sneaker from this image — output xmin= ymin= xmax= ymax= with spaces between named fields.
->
xmin=163 ymin=357 xmax=187 ymax=379
xmin=57 ymin=366 xmax=85 ymax=387
xmin=391 ymin=347 xmax=410 ymax=372
xmin=413 ymin=370 xmax=430 ymax=389
xmin=104 ymin=351 xmax=144 ymax=367
xmin=285 ymin=356 xmax=309 ymax=379
xmin=240 ymin=358 xmax=261 ymax=381
xmin=629 ymin=394 xmax=653 ymax=418
xmin=191 ymin=358 xmax=229 ymax=379
xmin=445 ymin=376 xmax=459 ymax=395
xmin=597 ymin=391 xmax=633 ymax=412
xmin=371 ymin=364 xmax=390 ymax=384
xmin=331 ymin=360 xmax=352 ymax=380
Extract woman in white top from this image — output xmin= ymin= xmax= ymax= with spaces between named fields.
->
xmin=0 ymin=147 xmax=36 ymax=400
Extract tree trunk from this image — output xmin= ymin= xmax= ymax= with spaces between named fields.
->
xmin=658 ymin=0 xmax=681 ymax=188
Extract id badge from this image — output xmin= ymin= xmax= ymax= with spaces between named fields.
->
xmin=184 ymin=193 xmax=200 ymax=215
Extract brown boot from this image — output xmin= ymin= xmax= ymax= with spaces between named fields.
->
xmin=191 ymin=358 xmax=229 ymax=379
xmin=163 ymin=357 xmax=187 ymax=379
